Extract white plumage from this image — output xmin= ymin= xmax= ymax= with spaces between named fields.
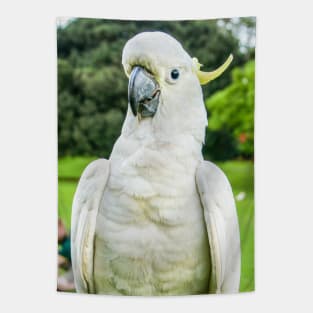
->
xmin=71 ymin=31 xmax=241 ymax=295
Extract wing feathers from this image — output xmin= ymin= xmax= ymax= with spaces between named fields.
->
xmin=196 ymin=161 xmax=241 ymax=293
xmin=71 ymin=159 xmax=110 ymax=293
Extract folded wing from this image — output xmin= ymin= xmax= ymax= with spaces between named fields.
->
xmin=196 ymin=161 xmax=241 ymax=293
xmin=71 ymin=159 xmax=110 ymax=293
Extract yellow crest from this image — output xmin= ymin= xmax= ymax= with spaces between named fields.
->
xmin=193 ymin=54 xmax=233 ymax=85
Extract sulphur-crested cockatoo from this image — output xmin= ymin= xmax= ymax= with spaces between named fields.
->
xmin=71 ymin=31 xmax=241 ymax=295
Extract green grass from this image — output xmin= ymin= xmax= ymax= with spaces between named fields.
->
xmin=58 ymin=156 xmax=97 ymax=230
xmin=58 ymin=181 xmax=77 ymax=230
xmin=58 ymin=157 xmax=254 ymax=292
xmin=218 ymin=161 xmax=255 ymax=292
xmin=58 ymin=156 xmax=98 ymax=179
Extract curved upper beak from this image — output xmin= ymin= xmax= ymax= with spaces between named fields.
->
xmin=128 ymin=66 xmax=160 ymax=119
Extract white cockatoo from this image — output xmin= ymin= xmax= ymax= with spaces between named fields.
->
xmin=71 ymin=31 xmax=241 ymax=295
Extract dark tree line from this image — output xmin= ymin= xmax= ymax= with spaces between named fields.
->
xmin=58 ymin=18 xmax=255 ymax=160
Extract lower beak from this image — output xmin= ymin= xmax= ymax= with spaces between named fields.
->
xmin=128 ymin=66 xmax=160 ymax=119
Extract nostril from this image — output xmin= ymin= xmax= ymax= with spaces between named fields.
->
xmin=140 ymin=98 xmax=151 ymax=105
xmin=139 ymin=89 xmax=160 ymax=105
xmin=152 ymin=88 xmax=160 ymax=98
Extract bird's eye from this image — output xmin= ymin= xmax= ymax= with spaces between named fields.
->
xmin=170 ymin=69 xmax=180 ymax=80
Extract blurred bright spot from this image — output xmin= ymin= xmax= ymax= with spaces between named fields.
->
xmin=57 ymin=17 xmax=75 ymax=28
xmin=236 ymin=191 xmax=246 ymax=201
xmin=242 ymin=77 xmax=248 ymax=84
xmin=217 ymin=19 xmax=225 ymax=27
xmin=239 ymin=133 xmax=247 ymax=143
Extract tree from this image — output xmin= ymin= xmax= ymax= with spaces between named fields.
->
xmin=57 ymin=18 xmax=255 ymax=157
xmin=205 ymin=61 xmax=255 ymax=158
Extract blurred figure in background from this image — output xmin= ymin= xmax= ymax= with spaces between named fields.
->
xmin=57 ymin=218 xmax=74 ymax=291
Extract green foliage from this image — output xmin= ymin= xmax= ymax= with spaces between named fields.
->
xmin=57 ymin=18 xmax=255 ymax=158
xmin=203 ymin=129 xmax=239 ymax=161
xmin=206 ymin=61 xmax=255 ymax=158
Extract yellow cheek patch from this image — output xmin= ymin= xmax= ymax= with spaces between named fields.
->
xmin=193 ymin=54 xmax=233 ymax=85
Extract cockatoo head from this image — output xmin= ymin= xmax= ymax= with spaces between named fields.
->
xmin=121 ymin=31 xmax=232 ymax=141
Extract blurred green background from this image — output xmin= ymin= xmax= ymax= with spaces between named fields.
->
xmin=57 ymin=17 xmax=255 ymax=292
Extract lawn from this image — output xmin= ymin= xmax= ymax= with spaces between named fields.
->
xmin=58 ymin=157 xmax=254 ymax=292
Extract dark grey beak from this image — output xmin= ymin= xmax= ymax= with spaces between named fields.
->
xmin=128 ymin=66 xmax=160 ymax=118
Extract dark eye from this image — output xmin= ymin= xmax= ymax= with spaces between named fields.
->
xmin=170 ymin=69 xmax=180 ymax=80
